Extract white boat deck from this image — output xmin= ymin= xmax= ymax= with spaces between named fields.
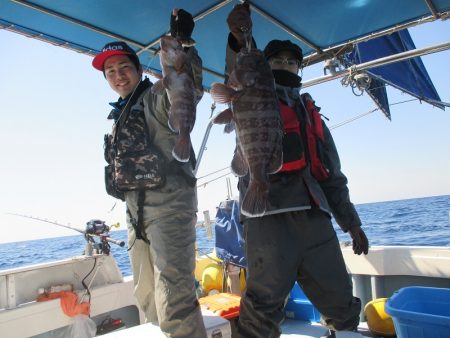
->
xmin=3 ymin=246 xmax=449 ymax=338
xmin=101 ymin=308 xmax=372 ymax=338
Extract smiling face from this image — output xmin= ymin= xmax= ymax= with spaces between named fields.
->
xmin=104 ymin=55 xmax=142 ymax=98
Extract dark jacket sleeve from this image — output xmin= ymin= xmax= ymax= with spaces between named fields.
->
xmin=225 ymin=33 xmax=256 ymax=84
xmin=319 ymin=122 xmax=362 ymax=232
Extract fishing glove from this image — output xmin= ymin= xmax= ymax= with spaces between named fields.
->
xmin=170 ymin=8 xmax=195 ymax=40
xmin=227 ymin=2 xmax=252 ymax=47
xmin=348 ymin=226 xmax=369 ymax=255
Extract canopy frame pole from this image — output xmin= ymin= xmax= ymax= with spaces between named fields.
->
xmin=424 ymin=0 xmax=440 ymax=18
xmin=240 ymin=0 xmax=322 ymax=54
xmin=303 ymin=11 xmax=450 ymax=65
xmin=11 ymin=0 xmax=224 ymax=79
xmin=11 ymin=0 xmax=149 ymax=51
xmin=302 ymin=41 xmax=450 ymax=88
xmin=139 ymin=0 xmax=234 ymax=54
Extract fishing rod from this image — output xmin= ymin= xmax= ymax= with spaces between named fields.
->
xmin=7 ymin=213 xmax=125 ymax=255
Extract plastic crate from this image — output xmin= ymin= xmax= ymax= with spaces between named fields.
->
xmin=284 ymin=283 xmax=321 ymax=322
xmin=385 ymin=286 xmax=450 ymax=338
xmin=199 ymin=293 xmax=241 ymax=319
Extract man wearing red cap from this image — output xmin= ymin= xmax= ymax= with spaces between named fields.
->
xmin=225 ymin=4 xmax=369 ymax=338
xmin=92 ymin=9 xmax=206 ymax=338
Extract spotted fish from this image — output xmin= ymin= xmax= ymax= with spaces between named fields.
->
xmin=152 ymin=35 xmax=197 ymax=162
xmin=210 ymin=48 xmax=283 ymax=217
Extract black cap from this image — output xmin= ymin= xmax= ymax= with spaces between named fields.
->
xmin=263 ymin=40 xmax=303 ymax=63
xmin=92 ymin=41 xmax=139 ymax=71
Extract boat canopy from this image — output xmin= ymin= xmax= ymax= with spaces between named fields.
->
xmin=1 ymin=0 xmax=450 ymax=89
xmin=345 ymin=29 xmax=447 ymax=119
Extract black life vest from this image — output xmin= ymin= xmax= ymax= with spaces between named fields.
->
xmin=278 ymin=94 xmax=329 ymax=181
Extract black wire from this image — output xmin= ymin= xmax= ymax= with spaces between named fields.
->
xmin=127 ymin=236 xmax=137 ymax=252
xmin=81 ymin=257 xmax=97 ymax=305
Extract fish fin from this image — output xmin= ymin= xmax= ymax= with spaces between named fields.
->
xmin=267 ymin=150 xmax=283 ymax=174
xmin=212 ymin=108 xmax=233 ymax=125
xmin=231 ymin=146 xmax=248 ymax=176
xmin=241 ymin=180 xmax=268 ymax=217
xmin=151 ymin=79 xmax=166 ymax=95
xmin=180 ymin=38 xmax=196 ymax=48
xmin=224 ymin=121 xmax=235 ymax=134
xmin=172 ymin=134 xmax=191 ymax=162
xmin=195 ymin=89 xmax=203 ymax=104
xmin=210 ymin=83 xmax=237 ymax=104
xmin=168 ymin=111 xmax=177 ymax=132
xmin=227 ymin=71 xmax=240 ymax=89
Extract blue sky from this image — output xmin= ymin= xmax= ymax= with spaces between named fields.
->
xmin=1 ymin=19 xmax=449 ymax=243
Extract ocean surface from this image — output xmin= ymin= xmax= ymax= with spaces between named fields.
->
xmin=1 ymin=195 xmax=449 ymax=277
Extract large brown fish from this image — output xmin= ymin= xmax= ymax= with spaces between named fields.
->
xmin=210 ymin=49 xmax=283 ymax=217
xmin=152 ymin=35 xmax=197 ymax=162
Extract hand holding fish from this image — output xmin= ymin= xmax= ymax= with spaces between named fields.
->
xmin=170 ymin=8 xmax=196 ymax=47
xmin=227 ymin=2 xmax=252 ymax=48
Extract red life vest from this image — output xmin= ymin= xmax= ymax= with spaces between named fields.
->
xmin=278 ymin=94 xmax=329 ymax=181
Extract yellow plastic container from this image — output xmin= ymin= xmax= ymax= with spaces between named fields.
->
xmin=364 ymin=298 xmax=396 ymax=336
xmin=196 ymin=253 xmax=247 ymax=294
xmin=201 ymin=264 xmax=224 ymax=294
xmin=195 ymin=254 xmax=219 ymax=281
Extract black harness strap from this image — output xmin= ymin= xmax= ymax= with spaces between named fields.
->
xmin=127 ymin=190 xmax=150 ymax=245
xmin=137 ymin=190 xmax=148 ymax=242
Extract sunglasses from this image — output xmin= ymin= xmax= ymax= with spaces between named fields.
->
xmin=269 ymin=57 xmax=300 ymax=67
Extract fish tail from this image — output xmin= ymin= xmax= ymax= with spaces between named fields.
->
xmin=172 ymin=134 xmax=191 ymax=162
xmin=241 ymin=181 xmax=268 ymax=217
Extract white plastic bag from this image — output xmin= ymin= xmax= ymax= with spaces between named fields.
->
xmin=64 ymin=314 xmax=97 ymax=338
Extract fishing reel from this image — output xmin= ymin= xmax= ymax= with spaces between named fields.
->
xmin=84 ymin=219 xmax=122 ymax=256
xmin=85 ymin=219 xmax=110 ymax=236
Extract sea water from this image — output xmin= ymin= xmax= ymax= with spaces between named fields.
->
xmin=1 ymin=195 xmax=449 ymax=276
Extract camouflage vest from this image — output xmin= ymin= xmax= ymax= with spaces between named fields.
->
xmin=104 ymin=79 xmax=166 ymax=201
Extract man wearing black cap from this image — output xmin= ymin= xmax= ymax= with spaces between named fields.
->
xmin=92 ymin=9 xmax=206 ymax=338
xmin=226 ymin=4 xmax=369 ymax=338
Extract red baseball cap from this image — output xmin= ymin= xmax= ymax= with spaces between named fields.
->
xmin=92 ymin=41 xmax=138 ymax=71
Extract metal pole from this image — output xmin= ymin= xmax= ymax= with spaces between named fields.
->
xmin=244 ymin=1 xmax=321 ymax=53
xmin=11 ymin=0 xmax=148 ymax=51
xmin=194 ymin=102 xmax=217 ymax=175
xmin=139 ymin=0 xmax=234 ymax=53
xmin=194 ymin=121 xmax=214 ymax=175
xmin=424 ymin=0 xmax=440 ymax=18
xmin=302 ymin=41 xmax=450 ymax=88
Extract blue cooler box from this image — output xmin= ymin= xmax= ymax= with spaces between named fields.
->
xmin=385 ymin=286 xmax=450 ymax=338
xmin=284 ymin=283 xmax=321 ymax=322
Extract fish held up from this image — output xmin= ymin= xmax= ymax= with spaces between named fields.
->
xmin=210 ymin=48 xmax=283 ymax=217
xmin=152 ymin=35 xmax=198 ymax=162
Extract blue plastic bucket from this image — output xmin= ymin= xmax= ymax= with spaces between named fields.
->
xmin=284 ymin=283 xmax=321 ymax=322
xmin=385 ymin=286 xmax=450 ymax=338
